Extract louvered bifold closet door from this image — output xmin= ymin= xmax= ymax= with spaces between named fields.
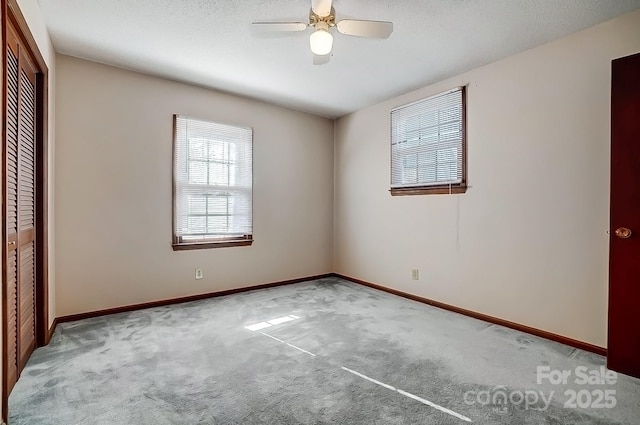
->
xmin=5 ymin=30 xmax=21 ymax=394
xmin=17 ymin=48 xmax=37 ymax=369
xmin=5 ymin=25 xmax=38 ymax=392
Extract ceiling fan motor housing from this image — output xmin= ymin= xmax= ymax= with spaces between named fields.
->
xmin=310 ymin=7 xmax=336 ymax=28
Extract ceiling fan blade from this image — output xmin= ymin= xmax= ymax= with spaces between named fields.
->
xmin=336 ymin=20 xmax=393 ymax=39
xmin=311 ymin=0 xmax=333 ymax=17
xmin=313 ymin=53 xmax=331 ymax=65
xmin=251 ymin=22 xmax=308 ymax=32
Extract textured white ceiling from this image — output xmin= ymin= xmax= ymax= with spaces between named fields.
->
xmin=38 ymin=0 xmax=640 ymax=118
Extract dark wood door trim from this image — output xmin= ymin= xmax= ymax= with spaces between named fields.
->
xmin=1 ymin=0 xmax=49 ymax=422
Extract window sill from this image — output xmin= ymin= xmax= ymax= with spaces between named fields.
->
xmin=390 ymin=184 xmax=467 ymax=196
xmin=172 ymin=239 xmax=253 ymax=251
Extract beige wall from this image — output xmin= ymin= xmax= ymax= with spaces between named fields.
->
xmin=334 ymin=10 xmax=640 ymax=348
xmin=54 ymin=55 xmax=334 ymax=317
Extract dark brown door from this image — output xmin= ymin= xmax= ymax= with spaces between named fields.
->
xmin=4 ymin=21 xmax=37 ymax=394
xmin=608 ymin=52 xmax=640 ymax=378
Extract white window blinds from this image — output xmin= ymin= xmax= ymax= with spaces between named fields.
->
xmin=391 ymin=87 xmax=465 ymax=189
xmin=174 ymin=115 xmax=252 ymax=244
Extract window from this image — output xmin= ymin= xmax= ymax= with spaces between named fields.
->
xmin=390 ymin=86 xmax=467 ymax=195
xmin=173 ymin=115 xmax=252 ymax=250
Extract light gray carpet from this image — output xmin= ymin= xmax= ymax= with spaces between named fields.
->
xmin=9 ymin=277 xmax=640 ymax=424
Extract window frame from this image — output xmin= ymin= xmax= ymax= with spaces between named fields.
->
xmin=172 ymin=115 xmax=253 ymax=251
xmin=389 ymin=86 xmax=468 ymax=196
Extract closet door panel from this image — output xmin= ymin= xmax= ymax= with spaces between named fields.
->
xmin=17 ymin=54 xmax=37 ymax=367
xmin=5 ymin=37 xmax=20 ymax=393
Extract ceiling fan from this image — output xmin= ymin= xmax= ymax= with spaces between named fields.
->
xmin=252 ymin=0 xmax=393 ymax=65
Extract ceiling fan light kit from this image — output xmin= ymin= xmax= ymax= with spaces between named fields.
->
xmin=310 ymin=23 xmax=333 ymax=55
xmin=252 ymin=0 xmax=393 ymax=64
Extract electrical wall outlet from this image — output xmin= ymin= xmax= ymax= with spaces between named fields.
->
xmin=195 ymin=268 xmax=204 ymax=280
xmin=411 ymin=268 xmax=419 ymax=280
